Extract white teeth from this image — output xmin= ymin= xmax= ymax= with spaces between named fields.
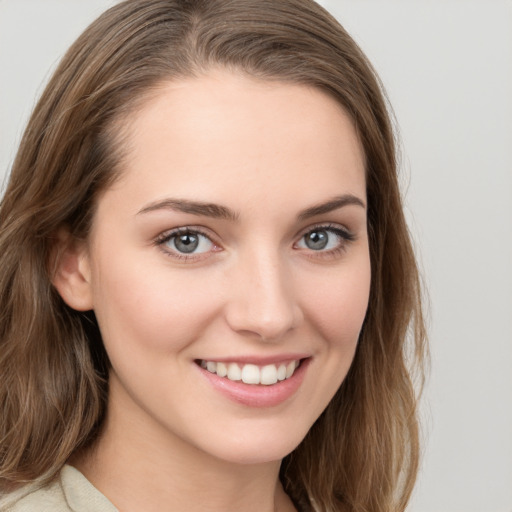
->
xmin=199 ymin=359 xmax=301 ymax=385
xmin=227 ymin=362 xmax=242 ymax=381
xmin=260 ymin=364 xmax=278 ymax=385
xmin=241 ymin=364 xmax=260 ymax=384
xmin=216 ymin=362 xmax=228 ymax=378
xmin=285 ymin=361 xmax=295 ymax=379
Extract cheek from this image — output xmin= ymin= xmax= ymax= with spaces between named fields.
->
xmin=300 ymin=254 xmax=371 ymax=349
xmin=89 ymin=252 xmax=222 ymax=356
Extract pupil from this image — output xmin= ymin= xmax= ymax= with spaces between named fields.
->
xmin=306 ymin=230 xmax=328 ymax=250
xmin=174 ymin=233 xmax=199 ymax=253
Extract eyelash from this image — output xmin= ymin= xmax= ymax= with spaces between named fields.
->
xmin=294 ymin=224 xmax=356 ymax=261
xmin=155 ymin=227 xmax=217 ymax=261
xmin=155 ymin=224 xmax=356 ymax=261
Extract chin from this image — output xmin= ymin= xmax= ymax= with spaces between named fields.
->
xmin=194 ymin=423 xmax=309 ymax=466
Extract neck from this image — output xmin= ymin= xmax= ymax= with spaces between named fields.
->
xmin=71 ymin=380 xmax=296 ymax=512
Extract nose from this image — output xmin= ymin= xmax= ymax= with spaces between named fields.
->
xmin=224 ymin=248 xmax=303 ymax=342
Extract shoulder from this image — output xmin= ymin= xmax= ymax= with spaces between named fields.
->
xmin=0 ymin=477 xmax=69 ymax=512
xmin=0 ymin=465 xmax=117 ymax=512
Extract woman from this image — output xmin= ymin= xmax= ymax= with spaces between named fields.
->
xmin=0 ymin=1 xmax=426 ymax=511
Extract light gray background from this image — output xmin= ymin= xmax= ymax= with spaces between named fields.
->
xmin=1 ymin=1 xmax=511 ymax=511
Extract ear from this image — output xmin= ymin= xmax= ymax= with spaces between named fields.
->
xmin=51 ymin=228 xmax=94 ymax=311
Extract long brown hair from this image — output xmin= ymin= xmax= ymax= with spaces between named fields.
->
xmin=0 ymin=1 xmax=427 ymax=510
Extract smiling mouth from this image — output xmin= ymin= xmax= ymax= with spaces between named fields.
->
xmin=196 ymin=359 xmax=301 ymax=385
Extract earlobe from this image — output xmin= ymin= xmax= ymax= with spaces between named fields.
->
xmin=50 ymin=229 xmax=94 ymax=311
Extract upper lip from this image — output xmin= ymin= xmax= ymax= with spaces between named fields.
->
xmin=195 ymin=353 xmax=310 ymax=366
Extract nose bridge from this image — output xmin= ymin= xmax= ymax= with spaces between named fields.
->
xmin=225 ymin=244 xmax=302 ymax=340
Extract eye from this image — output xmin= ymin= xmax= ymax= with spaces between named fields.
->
xmin=157 ymin=228 xmax=216 ymax=257
xmin=296 ymin=225 xmax=354 ymax=252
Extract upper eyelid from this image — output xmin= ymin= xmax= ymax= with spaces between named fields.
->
xmin=154 ymin=223 xmax=355 ymax=250
xmin=155 ymin=227 xmax=218 ymax=260
xmin=295 ymin=222 xmax=354 ymax=239
xmin=155 ymin=226 xmax=218 ymax=253
xmin=293 ymin=224 xmax=356 ymax=253
xmin=156 ymin=226 xmax=215 ymax=242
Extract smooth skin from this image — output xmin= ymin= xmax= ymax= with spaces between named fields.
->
xmin=54 ymin=70 xmax=371 ymax=512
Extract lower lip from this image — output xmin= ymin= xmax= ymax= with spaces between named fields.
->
xmin=197 ymin=359 xmax=310 ymax=408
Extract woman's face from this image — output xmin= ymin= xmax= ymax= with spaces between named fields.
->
xmin=78 ymin=71 xmax=370 ymax=465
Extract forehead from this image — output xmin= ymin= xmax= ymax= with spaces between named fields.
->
xmin=102 ymin=70 xmax=366 ymax=217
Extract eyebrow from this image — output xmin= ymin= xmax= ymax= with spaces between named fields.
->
xmin=137 ymin=198 xmax=240 ymax=221
xmin=137 ymin=194 xmax=365 ymax=221
xmin=297 ymin=194 xmax=366 ymax=220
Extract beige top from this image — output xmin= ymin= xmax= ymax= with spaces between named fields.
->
xmin=0 ymin=465 xmax=117 ymax=512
